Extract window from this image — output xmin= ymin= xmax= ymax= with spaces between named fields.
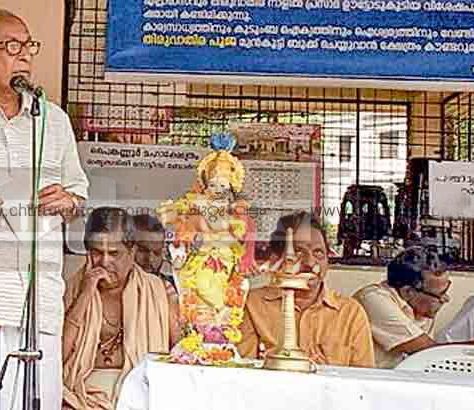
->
xmin=379 ymin=130 xmax=399 ymax=159
xmin=340 ymin=135 xmax=353 ymax=162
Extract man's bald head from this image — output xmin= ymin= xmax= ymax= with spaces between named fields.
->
xmin=0 ymin=9 xmax=32 ymax=93
xmin=0 ymin=9 xmax=27 ymax=28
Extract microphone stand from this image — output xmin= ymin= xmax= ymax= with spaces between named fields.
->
xmin=0 ymin=90 xmax=43 ymax=410
xmin=22 ymin=89 xmax=43 ymax=410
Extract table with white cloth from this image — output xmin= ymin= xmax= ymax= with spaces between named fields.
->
xmin=117 ymin=354 xmax=474 ymax=410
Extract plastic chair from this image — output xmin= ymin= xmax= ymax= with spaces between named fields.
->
xmin=396 ymin=345 xmax=474 ymax=375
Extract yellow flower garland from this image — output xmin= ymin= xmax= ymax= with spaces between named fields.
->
xmin=176 ymin=246 xmax=247 ymax=365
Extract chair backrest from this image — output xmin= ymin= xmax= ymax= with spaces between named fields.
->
xmin=396 ymin=345 xmax=474 ymax=375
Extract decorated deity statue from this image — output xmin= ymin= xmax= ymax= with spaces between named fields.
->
xmin=157 ymin=133 xmax=256 ymax=365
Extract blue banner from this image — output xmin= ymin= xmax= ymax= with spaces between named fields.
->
xmin=106 ymin=0 xmax=474 ymax=82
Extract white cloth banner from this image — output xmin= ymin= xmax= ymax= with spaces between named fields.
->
xmin=429 ymin=161 xmax=474 ymax=219
xmin=71 ymin=141 xmax=317 ymax=252
xmin=117 ymin=355 xmax=474 ymax=410
xmin=77 ymin=142 xmax=315 ymax=211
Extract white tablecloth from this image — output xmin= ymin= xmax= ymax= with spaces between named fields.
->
xmin=117 ymin=355 xmax=474 ymax=410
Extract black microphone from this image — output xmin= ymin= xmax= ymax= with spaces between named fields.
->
xmin=10 ymin=75 xmax=43 ymax=98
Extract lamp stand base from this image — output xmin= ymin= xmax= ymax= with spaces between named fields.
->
xmin=264 ymin=348 xmax=312 ymax=373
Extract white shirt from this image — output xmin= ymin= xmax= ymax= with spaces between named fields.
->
xmin=354 ymin=282 xmax=434 ymax=368
xmin=437 ymin=296 xmax=474 ymax=343
xmin=0 ymin=93 xmax=89 ymax=335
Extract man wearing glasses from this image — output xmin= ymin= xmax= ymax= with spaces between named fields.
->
xmin=0 ymin=9 xmax=88 ymax=410
xmin=354 ymin=246 xmax=451 ymax=368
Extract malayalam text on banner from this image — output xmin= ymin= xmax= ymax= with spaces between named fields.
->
xmin=106 ymin=0 xmax=474 ymax=84
xmin=429 ymin=160 xmax=474 ymax=219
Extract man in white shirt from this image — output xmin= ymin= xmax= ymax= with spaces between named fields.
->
xmin=0 ymin=9 xmax=88 ymax=410
xmin=354 ymin=246 xmax=451 ymax=368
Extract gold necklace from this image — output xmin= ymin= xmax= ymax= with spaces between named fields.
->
xmin=103 ymin=313 xmax=120 ymax=328
xmin=98 ymin=327 xmax=123 ymax=366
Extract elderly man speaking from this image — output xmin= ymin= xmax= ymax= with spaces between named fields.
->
xmin=0 ymin=9 xmax=88 ymax=410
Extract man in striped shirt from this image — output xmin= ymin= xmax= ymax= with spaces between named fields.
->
xmin=0 ymin=9 xmax=88 ymax=410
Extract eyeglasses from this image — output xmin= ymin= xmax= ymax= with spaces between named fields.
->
xmin=295 ymin=248 xmax=326 ymax=260
xmin=416 ymin=280 xmax=451 ymax=303
xmin=0 ymin=39 xmax=41 ymax=56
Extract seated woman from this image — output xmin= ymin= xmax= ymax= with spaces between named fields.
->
xmin=62 ymin=207 xmax=177 ymax=410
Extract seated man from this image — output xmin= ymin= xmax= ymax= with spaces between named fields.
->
xmin=353 ymin=246 xmax=451 ymax=368
xmin=238 ymin=211 xmax=375 ymax=368
xmin=62 ymin=207 xmax=176 ymax=409
xmin=133 ymin=213 xmax=176 ymax=292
